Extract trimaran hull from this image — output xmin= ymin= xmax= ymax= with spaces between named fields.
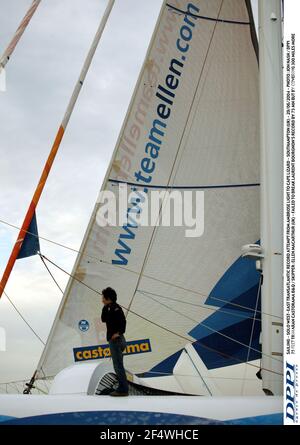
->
xmin=0 ymin=395 xmax=282 ymax=425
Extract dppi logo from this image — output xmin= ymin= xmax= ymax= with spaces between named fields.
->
xmin=286 ymin=362 xmax=297 ymax=422
xmin=78 ymin=320 xmax=90 ymax=332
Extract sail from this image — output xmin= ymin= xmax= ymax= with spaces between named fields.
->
xmin=0 ymin=0 xmax=115 ymax=298
xmin=37 ymin=0 xmax=260 ymax=393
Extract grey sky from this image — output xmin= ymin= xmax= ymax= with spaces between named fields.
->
xmin=0 ymin=0 xmax=258 ymax=385
xmin=0 ymin=0 xmax=163 ymax=385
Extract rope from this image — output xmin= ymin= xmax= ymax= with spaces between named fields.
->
xmin=39 ymin=253 xmax=283 ymax=377
xmin=0 ymin=217 xmax=283 ymax=320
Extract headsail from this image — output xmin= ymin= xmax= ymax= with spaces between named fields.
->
xmin=37 ymin=0 xmax=261 ymax=394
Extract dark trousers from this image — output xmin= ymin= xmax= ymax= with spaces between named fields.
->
xmin=109 ymin=335 xmax=129 ymax=393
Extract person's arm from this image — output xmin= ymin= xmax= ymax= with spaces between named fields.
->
xmin=117 ymin=307 xmax=126 ymax=335
xmin=101 ymin=305 xmax=108 ymax=322
xmin=111 ymin=306 xmax=126 ymax=339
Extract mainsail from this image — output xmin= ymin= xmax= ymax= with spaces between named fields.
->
xmin=36 ymin=0 xmax=261 ymax=394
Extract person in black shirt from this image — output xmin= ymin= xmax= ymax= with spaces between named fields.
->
xmin=101 ymin=287 xmax=128 ymax=396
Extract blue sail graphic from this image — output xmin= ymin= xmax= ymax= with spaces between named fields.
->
xmin=17 ymin=212 xmax=40 ymax=259
xmin=189 ymin=248 xmax=261 ymax=369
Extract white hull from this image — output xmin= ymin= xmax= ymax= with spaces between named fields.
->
xmin=0 ymin=394 xmax=282 ymax=425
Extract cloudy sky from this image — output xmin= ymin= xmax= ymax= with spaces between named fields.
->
xmin=0 ymin=0 xmax=258 ymax=386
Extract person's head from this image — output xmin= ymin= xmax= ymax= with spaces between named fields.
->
xmin=102 ymin=287 xmax=117 ymax=305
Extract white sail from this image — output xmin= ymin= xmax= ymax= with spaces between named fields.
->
xmin=37 ymin=0 xmax=261 ymax=394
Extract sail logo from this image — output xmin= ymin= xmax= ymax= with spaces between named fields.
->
xmin=78 ymin=320 xmax=90 ymax=332
xmin=73 ymin=338 xmax=151 ymax=362
xmin=285 ymin=362 xmax=298 ymax=423
xmin=94 ymin=2 xmax=202 ymax=265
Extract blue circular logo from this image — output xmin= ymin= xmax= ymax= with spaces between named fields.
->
xmin=78 ymin=320 xmax=89 ymax=332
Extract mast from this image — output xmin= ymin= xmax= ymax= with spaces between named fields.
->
xmin=259 ymin=0 xmax=283 ymax=395
xmin=0 ymin=0 xmax=115 ymax=298
xmin=0 ymin=0 xmax=42 ymax=91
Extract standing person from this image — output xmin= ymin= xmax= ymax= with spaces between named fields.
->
xmin=101 ymin=287 xmax=129 ymax=396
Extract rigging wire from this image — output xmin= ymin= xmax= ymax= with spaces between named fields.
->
xmin=166 ymin=3 xmax=251 ymax=25
xmin=39 ymin=253 xmax=283 ymax=377
xmin=3 ymin=290 xmax=45 ymax=346
xmin=138 ymin=289 xmax=262 ymax=322
xmin=0 ymin=1 xmax=283 ymax=388
xmin=23 ymin=255 xmax=263 ymax=387
xmin=0 ymin=218 xmax=91 ymax=261
xmin=39 ymin=256 xmax=281 ymax=375
xmin=0 ymin=379 xmax=50 ymax=395
xmin=241 ymin=274 xmax=263 ymax=393
xmin=39 ymin=253 xmax=64 ymax=294
xmin=0 ymin=217 xmax=283 ymax=320
xmin=140 ymin=290 xmax=282 ymax=365
xmin=2 ymin=239 xmax=281 ymax=385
